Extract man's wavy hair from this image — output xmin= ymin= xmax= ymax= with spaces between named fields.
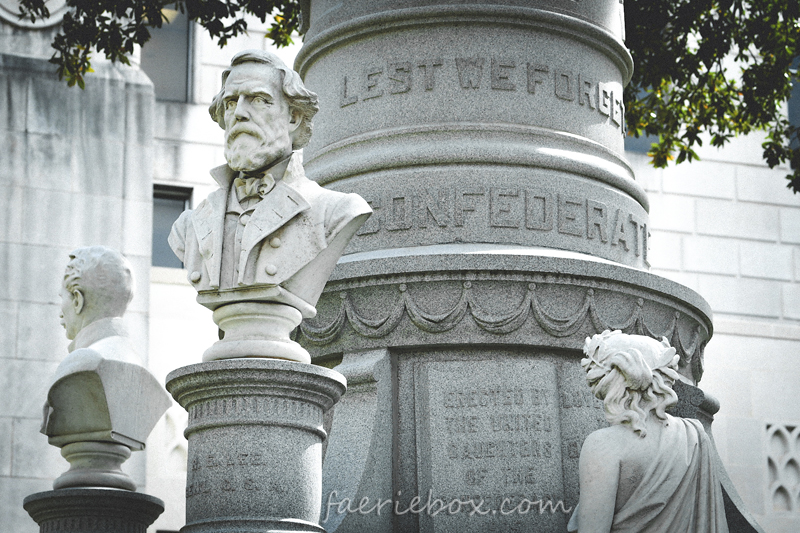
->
xmin=209 ymin=49 xmax=319 ymax=149
xmin=64 ymin=246 xmax=133 ymax=318
xmin=582 ymin=330 xmax=681 ymax=437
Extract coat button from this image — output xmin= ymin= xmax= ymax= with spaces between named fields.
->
xmin=239 ymin=213 xmax=251 ymax=225
xmin=269 ymin=237 xmax=281 ymax=248
xmin=265 ymin=264 xmax=278 ymax=276
xmin=190 ymin=271 xmax=201 ymax=283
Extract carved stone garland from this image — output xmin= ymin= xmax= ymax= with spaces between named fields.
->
xmin=300 ymin=280 xmax=708 ymax=382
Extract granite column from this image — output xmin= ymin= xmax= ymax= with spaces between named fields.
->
xmin=293 ymin=2 xmax=714 ymax=532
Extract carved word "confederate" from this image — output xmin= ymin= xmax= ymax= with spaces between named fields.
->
xmin=358 ymin=189 xmax=648 ymax=262
xmin=341 ymin=58 xmax=625 ymax=131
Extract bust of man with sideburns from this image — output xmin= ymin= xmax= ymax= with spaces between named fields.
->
xmin=42 ymin=247 xmax=170 ymax=490
xmin=169 ymin=49 xmax=371 ymax=320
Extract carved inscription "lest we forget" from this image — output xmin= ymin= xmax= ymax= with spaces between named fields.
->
xmin=341 ymin=58 xmax=625 ymax=131
xmin=357 ymin=188 xmax=649 ymax=263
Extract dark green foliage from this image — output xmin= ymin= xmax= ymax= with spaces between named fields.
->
xmin=18 ymin=1 xmax=299 ymax=88
xmin=625 ymin=0 xmax=800 ymax=192
xmin=18 ymin=0 xmax=800 ymax=192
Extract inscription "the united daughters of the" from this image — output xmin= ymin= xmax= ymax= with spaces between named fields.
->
xmin=340 ymin=57 xmax=625 ymax=131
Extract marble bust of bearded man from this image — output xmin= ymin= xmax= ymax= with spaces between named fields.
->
xmin=169 ymin=49 xmax=371 ymax=318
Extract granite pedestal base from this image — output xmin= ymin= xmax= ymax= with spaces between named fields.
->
xmin=166 ymin=358 xmax=347 ymax=533
xmin=299 ymin=247 xmax=713 ymax=533
xmin=23 ymin=488 xmax=164 ymax=533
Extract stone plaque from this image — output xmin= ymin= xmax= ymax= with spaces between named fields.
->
xmin=415 ymin=360 xmax=571 ymax=532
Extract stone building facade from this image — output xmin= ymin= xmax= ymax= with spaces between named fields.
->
xmin=0 ymin=10 xmax=798 ymax=533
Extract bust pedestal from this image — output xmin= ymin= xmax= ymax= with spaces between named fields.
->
xmin=203 ymin=302 xmax=310 ymax=363
xmin=54 ymin=442 xmax=135 ymax=491
xmin=166 ymin=358 xmax=346 ymax=533
xmin=23 ymin=488 xmax=164 ymax=533
xmin=195 ymin=285 xmax=320 ymax=364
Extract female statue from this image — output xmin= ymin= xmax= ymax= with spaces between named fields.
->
xmin=568 ymin=330 xmax=728 ymax=532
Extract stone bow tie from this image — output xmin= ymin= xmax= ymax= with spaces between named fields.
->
xmin=234 ymin=173 xmax=276 ymax=203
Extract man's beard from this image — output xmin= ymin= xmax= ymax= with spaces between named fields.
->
xmin=224 ymin=129 xmax=275 ymax=173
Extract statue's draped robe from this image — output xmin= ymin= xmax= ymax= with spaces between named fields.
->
xmin=570 ymin=417 xmax=729 ymax=532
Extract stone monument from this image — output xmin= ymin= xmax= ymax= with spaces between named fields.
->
xmin=567 ymin=330 xmax=728 ymax=532
xmin=287 ymin=1 xmax=733 ymax=532
xmin=24 ymin=246 xmax=168 ymax=532
xmin=166 ymin=50 xmax=368 ymax=533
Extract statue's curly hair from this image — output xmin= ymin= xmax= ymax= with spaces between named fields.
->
xmin=64 ymin=246 xmax=133 ymax=318
xmin=582 ymin=330 xmax=681 ymax=437
xmin=209 ymin=49 xmax=319 ymax=149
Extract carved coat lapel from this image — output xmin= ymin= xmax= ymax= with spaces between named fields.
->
xmin=191 ymin=190 xmax=226 ymax=287
xmin=239 ymin=181 xmax=310 ymax=282
xmin=192 ymin=165 xmax=236 ymax=288
xmin=190 ymin=156 xmax=312 ymax=288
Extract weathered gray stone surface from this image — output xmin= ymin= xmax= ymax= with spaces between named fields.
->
xmin=297 ymin=2 xmax=645 ymax=268
xmin=301 ymin=246 xmax=712 ymax=383
xmin=23 ymin=488 xmax=164 ymax=533
xmin=319 ymin=349 xmax=393 ymax=532
xmin=290 ymin=1 xmax=725 ymax=532
xmin=166 ymin=358 xmax=346 ymax=533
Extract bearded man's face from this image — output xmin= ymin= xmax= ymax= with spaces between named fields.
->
xmin=222 ymin=63 xmax=297 ymax=174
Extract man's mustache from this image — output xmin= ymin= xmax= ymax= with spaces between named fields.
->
xmin=226 ymin=125 xmax=263 ymax=142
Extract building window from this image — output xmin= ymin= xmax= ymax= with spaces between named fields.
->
xmin=625 ymin=130 xmax=659 ymax=154
xmin=624 ymin=89 xmax=658 ymax=154
xmin=153 ymin=185 xmax=192 ymax=268
xmin=140 ymin=8 xmax=193 ymax=102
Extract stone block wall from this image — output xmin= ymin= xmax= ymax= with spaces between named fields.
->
xmin=0 ymin=52 xmax=154 ymax=532
xmin=632 ymin=147 xmax=800 ymax=533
